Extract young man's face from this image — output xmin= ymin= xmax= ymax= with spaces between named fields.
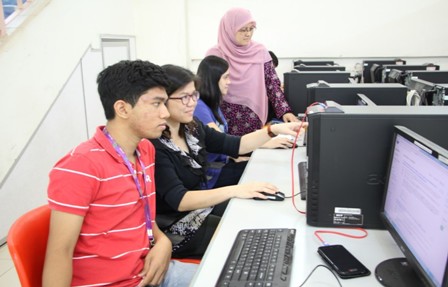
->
xmin=128 ymin=86 xmax=170 ymax=139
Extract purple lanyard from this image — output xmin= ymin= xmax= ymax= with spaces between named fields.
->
xmin=103 ymin=128 xmax=154 ymax=245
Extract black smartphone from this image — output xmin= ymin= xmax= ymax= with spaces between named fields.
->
xmin=317 ymin=244 xmax=371 ymax=279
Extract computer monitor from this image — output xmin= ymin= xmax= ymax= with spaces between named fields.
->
xmin=362 ymin=59 xmax=406 ymax=83
xmin=434 ymin=84 xmax=448 ymax=106
xmin=376 ymin=125 xmax=448 ymax=287
xmin=293 ymin=60 xmax=335 ymax=66
xmin=306 ymin=82 xmax=408 ymax=107
xmin=370 ymin=63 xmax=385 ymax=83
xmin=283 ymin=71 xmax=350 ymax=115
xmin=404 ymin=70 xmax=448 ymax=84
xmin=381 ymin=64 xmax=440 ymax=83
xmin=293 ymin=65 xmax=346 ymax=72
xmin=356 ymin=94 xmax=377 ymax=106
xmin=405 ymin=78 xmax=438 ymax=106
xmin=305 ymin=106 xmax=448 ymax=229
xmin=386 ymin=69 xmax=406 ymax=84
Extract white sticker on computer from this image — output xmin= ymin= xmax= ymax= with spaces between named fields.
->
xmin=334 ymin=207 xmax=361 ymax=215
xmin=333 ymin=207 xmax=364 ymax=226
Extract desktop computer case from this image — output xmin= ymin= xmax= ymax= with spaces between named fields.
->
xmin=306 ymin=106 xmax=448 ymax=229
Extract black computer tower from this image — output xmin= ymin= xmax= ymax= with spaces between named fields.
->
xmin=306 ymin=106 xmax=448 ymax=229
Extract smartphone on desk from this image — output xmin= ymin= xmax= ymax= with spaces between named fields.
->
xmin=317 ymin=244 xmax=371 ymax=279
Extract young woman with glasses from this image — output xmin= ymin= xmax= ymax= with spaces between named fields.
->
xmin=150 ymin=64 xmax=305 ymax=259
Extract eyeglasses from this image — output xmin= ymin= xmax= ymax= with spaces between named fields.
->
xmin=169 ymin=91 xmax=200 ymax=105
xmin=238 ymin=26 xmax=256 ymax=34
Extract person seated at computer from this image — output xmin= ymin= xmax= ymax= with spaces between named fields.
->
xmin=150 ymin=64 xmax=305 ymax=259
xmin=205 ymin=7 xmax=298 ymax=137
xmin=195 ymin=55 xmax=295 ymax=188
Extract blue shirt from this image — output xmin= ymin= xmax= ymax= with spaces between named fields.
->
xmin=194 ymin=99 xmax=229 ymax=187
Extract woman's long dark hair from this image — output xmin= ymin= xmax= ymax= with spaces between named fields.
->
xmin=161 ymin=64 xmax=199 ymax=139
xmin=196 ymin=55 xmax=229 ymax=125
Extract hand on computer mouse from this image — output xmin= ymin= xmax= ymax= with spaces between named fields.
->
xmin=261 ymin=136 xmax=294 ymax=149
xmin=230 ymin=182 xmax=279 ymax=200
xmin=253 ymin=191 xmax=285 ymax=201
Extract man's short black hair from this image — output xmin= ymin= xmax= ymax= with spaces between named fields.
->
xmin=97 ymin=60 xmax=170 ymax=120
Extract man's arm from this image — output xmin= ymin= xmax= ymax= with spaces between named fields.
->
xmin=42 ymin=210 xmax=84 ymax=287
xmin=137 ymin=222 xmax=172 ymax=287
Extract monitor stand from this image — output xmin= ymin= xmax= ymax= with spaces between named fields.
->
xmin=375 ymin=258 xmax=426 ymax=287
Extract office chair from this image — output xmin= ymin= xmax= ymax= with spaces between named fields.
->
xmin=172 ymin=258 xmax=202 ymax=264
xmin=7 ymin=204 xmax=200 ymax=287
xmin=7 ymin=205 xmax=51 ymax=287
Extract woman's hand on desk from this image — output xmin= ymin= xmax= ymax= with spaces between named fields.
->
xmin=231 ymin=182 xmax=279 ymax=199
xmin=270 ymin=122 xmax=308 ymax=139
xmin=282 ymin=112 xmax=299 ymax=123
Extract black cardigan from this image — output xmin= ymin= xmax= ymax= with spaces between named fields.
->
xmin=150 ymin=119 xmax=241 ymax=227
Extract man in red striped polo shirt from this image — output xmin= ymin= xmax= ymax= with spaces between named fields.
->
xmin=43 ymin=60 xmax=197 ymax=287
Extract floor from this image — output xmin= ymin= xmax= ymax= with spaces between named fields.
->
xmin=0 ymin=243 xmax=21 ymax=286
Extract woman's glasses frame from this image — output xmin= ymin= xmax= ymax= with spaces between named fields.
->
xmin=169 ymin=91 xmax=200 ymax=105
xmin=238 ymin=26 xmax=256 ymax=34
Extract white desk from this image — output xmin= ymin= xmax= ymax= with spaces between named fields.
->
xmin=190 ymin=148 xmax=403 ymax=286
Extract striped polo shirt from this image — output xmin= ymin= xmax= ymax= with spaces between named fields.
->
xmin=48 ymin=126 xmax=156 ymax=287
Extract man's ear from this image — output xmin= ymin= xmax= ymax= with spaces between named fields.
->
xmin=114 ymin=100 xmax=131 ymax=119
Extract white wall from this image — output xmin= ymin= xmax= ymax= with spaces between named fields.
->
xmin=187 ymin=0 xmax=448 ymax=59
xmin=1 ymin=0 xmax=447 ymax=241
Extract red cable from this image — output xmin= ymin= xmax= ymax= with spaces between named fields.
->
xmin=314 ymin=228 xmax=369 ymax=246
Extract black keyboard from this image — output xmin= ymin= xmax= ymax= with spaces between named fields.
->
xmin=298 ymin=161 xmax=308 ymax=200
xmin=216 ymin=228 xmax=295 ymax=287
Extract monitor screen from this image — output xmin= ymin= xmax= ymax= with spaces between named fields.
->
xmin=377 ymin=126 xmax=448 ymax=287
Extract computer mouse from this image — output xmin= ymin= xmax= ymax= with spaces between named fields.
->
xmin=254 ymin=191 xmax=285 ymax=201
xmin=275 ymin=145 xmax=298 ymax=149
